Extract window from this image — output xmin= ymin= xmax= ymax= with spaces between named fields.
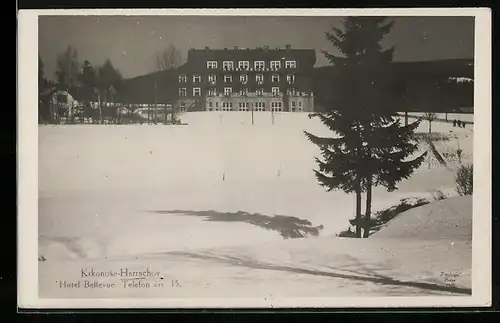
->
xmin=216 ymin=102 xmax=219 ymax=108
xmin=272 ymin=87 xmax=280 ymax=96
xmin=207 ymin=61 xmax=218 ymax=69
xmin=254 ymin=61 xmax=265 ymax=70
xmin=238 ymin=102 xmax=249 ymax=111
xmin=193 ymin=75 xmax=201 ymax=83
xmin=270 ymin=61 xmax=281 ymax=69
xmin=178 ymin=75 xmax=187 ymax=83
xmin=287 ymin=88 xmax=296 ymax=95
xmin=272 ymin=74 xmax=280 ymax=83
xmin=208 ymin=75 xmax=217 ymax=84
xmin=291 ymin=100 xmax=296 ymax=107
xmin=56 ymin=93 xmax=67 ymax=103
xmin=298 ymin=101 xmax=303 ymax=107
xmin=285 ymin=60 xmax=297 ymax=68
xmin=240 ymin=88 xmax=248 ymax=96
xmin=223 ymin=61 xmax=234 ymax=70
xmin=180 ymin=102 xmax=186 ymax=112
xmin=207 ymin=88 xmax=217 ymax=97
xmin=256 ymin=88 xmax=264 ymax=96
xmin=179 ymin=88 xmax=187 ymax=97
xmin=224 ymin=75 xmax=232 ymax=83
xmin=255 ymin=102 xmax=265 ymax=109
xmin=193 ymin=88 xmax=201 ymax=96
xmin=224 ymin=87 xmax=232 ymax=96
xmin=271 ymin=102 xmax=283 ymax=110
xmin=287 ymin=74 xmax=295 ymax=84
xmin=240 ymin=74 xmax=248 ymax=84
xmin=256 ymin=74 xmax=264 ymax=84
xmin=238 ymin=61 xmax=249 ymax=70
xmin=208 ymin=101 xmax=213 ymax=108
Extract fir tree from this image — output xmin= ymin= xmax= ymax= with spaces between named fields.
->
xmin=305 ymin=17 xmax=426 ymax=238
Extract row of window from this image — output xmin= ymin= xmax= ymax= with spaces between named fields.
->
xmin=179 ymin=87 xmax=301 ymax=97
xmin=206 ymin=60 xmax=296 ymax=70
xmin=208 ymin=107 xmax=302 ymax=112
xmin=179 ymin=74 xmax=295 ymax=84
xmin=206 ymin=100 xmax=303 ymax=109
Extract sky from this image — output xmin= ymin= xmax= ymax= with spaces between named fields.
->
xmin=39 ymin=15 xmax=475 ymax=80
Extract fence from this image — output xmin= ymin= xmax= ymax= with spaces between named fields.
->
xmin=48 ymin=102 xmax=177 ymax=125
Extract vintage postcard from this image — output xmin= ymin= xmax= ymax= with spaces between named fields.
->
xmin=18 ymin=8 xmax=491 ymax=309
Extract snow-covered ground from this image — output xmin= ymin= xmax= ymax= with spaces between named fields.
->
xmin=404 ymin=112 xmax=474 ymax=123
xmin=38 ymin=111 xmax=473 ymax=301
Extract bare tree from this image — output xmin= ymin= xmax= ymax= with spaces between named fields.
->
xmin=155 ymin=44 xmax=182 ymax=71
xmin=423 ymin=112 xmax=437 ymax=133
xmin=155 ymin=44 xmax=182 ymax=124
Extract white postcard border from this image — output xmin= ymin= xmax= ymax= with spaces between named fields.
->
xmin=18 ymin=8 xmax=492 ymax=309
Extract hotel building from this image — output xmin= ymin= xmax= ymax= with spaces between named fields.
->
xmin=175 ymin=45 xmax=316 ymax=113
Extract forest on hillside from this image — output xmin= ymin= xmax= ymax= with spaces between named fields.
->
xmin=115 ymin=58 xmax=473 ymax=113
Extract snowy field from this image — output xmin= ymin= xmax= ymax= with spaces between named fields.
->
xmin=405 ymin=112 xmax=474 ymax=123
xmin=38 ymin=112 xmax=474 ymax=301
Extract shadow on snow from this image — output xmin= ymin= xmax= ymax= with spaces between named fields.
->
xmin=149 ymin=210 xmax=324 ymax=239
xmin=165 ymin=251 xmax=471 ymax=296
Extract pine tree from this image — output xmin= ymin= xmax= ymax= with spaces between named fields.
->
xmin=305 ymin=17 xmax=426 ymax=238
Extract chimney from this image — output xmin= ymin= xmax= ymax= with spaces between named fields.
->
xmin=285 ymin=44 xmax=291 ymax=50
xmin=234 ymin=45 xmax=238 ymax=50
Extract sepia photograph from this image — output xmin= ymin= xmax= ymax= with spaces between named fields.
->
xmin=18 ymin=8 xmax=491 ymax=309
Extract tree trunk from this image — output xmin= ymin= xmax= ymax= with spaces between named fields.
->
xmin=98 ymin=95 xmax=103 ymax=124
xmin=428 ymin=120 xmax=432 ymax=133
xmin=363 ymin=178 xmax=372 ymax=238
xmin=404 ymin=111 xmax=408 ymax=126
xmin=355 ymin=180 xmax=362 ymax=238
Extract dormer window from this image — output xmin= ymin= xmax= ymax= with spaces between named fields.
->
xmin=223 ymin=61 xmax=234 ymax=71
xmin=285 ymin=60 xmax=297 ymax=68
xmin=238 ymin=61 xmax=250 ymax=70
xmin=254 ymin=61 xmax=265 ymax=70
xmin=207 ymin=61 xmax=217 ymax=69
xmin=270 ymin=61 xmax=281 ymax=70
